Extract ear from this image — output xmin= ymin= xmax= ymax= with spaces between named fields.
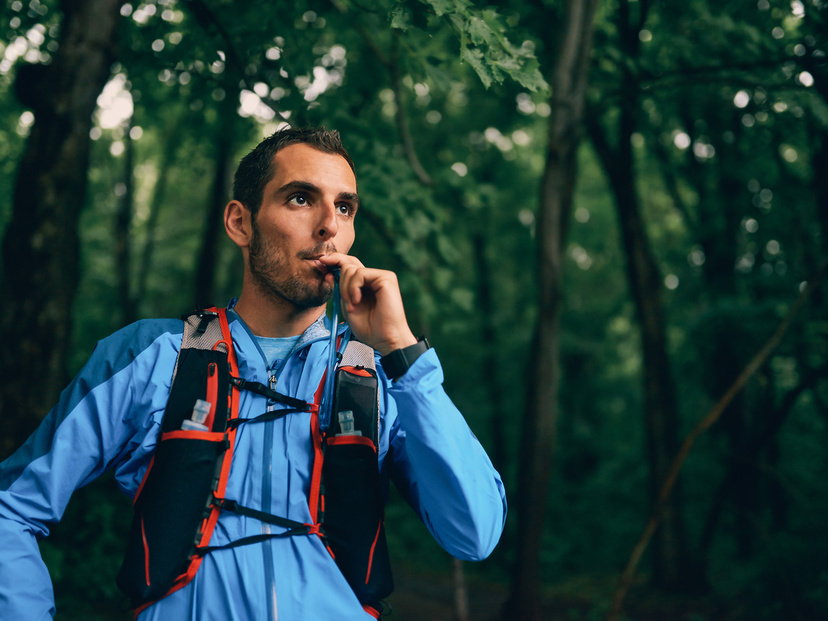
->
xmin=224 ymin=200 xmax=253 ymax=248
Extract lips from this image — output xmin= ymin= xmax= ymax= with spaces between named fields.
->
xmin=305 ymin=255 xmax=340 ymax=277
xmin=300 ymin=247 xmax=337 ymax=274
xmin=304 ymin=257 xmax=326 ymax=272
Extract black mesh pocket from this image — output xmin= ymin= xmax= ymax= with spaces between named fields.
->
xmin=322 ymin=436 xmax=393 ymax=604
xmin=117 ymin=434 xmax=224 ymax=605
xmin=331 ymin=367 xmax=379 ymax=446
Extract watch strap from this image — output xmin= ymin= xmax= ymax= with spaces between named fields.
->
xmin=380 ymin=337 xmax=430 ymax=380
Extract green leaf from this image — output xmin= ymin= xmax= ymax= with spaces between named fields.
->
xmin=424 ymin=3 xmax=548 ymax=92
xmin=461 ymin=46 xmax=493 ymax=89
xmin=390 ymin=5 xmax=411 ymax=31
xmin=467 ymin=16 xmax=494 ymax=47
xmin=419 ymin=0 xmax=472 ymax=18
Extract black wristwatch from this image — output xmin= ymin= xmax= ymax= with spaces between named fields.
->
xmin=380 ymin=336 xmax=431 ymax=380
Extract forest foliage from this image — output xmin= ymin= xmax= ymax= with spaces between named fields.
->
xmin=1 ymin=0 xmax=827 ymax=619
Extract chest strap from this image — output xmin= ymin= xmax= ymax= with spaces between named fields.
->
xmin=194 ymin=498 xmax=320 ymax=556
xmin=229 ymin=375 xmax=310 ymax=410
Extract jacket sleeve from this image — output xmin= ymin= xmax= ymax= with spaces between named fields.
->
xmin=380 ymin=348 xmax=507 ymax=561
xmin=0 ymin=321 xmax=178 ymax=620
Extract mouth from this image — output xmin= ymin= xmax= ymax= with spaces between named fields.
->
xmin=304 ymin=257 xmax=326 ymax=272
xmin=300 ymin=246 xmax=338 ymax=276
xmin=303 ymin=255 xmax=339 ymax=277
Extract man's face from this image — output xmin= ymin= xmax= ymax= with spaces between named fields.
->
xmin=246 ymin=143 xmax=359 ymax=310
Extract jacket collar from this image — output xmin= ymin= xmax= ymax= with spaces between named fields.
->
xmin=224 ymin=302 xmax=349 ymax=380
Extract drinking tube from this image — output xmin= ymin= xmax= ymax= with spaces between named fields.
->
xmin=321 ymin=268 xmax=341 ymax=431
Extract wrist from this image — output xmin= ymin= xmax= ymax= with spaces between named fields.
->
xmin=376 ymin=333 xmax=418 ymax=357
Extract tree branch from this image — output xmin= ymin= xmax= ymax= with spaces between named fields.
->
xmin=648 ymin=134 xmax=697 ymax=233
xmin=328 ymin=0 xmax=432 ymax=186
xmin=389 ymin=43 xmax=432 ymax=187
xmin=646 ymin=53 xmax=824 ymax=82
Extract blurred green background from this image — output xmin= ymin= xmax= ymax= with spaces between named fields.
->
xmin=1 ymin=0 xmax=827 ymax=619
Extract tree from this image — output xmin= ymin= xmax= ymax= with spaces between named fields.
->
xmin=0 ymin=0 xmax=120 ymax=459
xmin=506 ymin=1 xmax=600 ymax=618
xmin=115 ymin=120 xmax=137 ymax=326
xmin=586 ymin=0 xmax=696 ymax=591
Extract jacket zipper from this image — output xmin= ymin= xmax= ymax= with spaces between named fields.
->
xmin=239 ymin=318 xmax=343 ymax=620
xmin=262 ymin=368 xmax=279 ymax=621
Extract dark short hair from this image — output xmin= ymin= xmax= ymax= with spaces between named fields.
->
xmin=232 ymin=126 xmax=355 ymax=217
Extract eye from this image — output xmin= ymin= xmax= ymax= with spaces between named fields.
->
xmin=288 ymin=193 xmax=308 ymax=206
xmin=336 ymin=203 xmax=356 ymax=217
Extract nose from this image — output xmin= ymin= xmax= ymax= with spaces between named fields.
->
xmin=315 ymin=201 xmax=339 ymax=240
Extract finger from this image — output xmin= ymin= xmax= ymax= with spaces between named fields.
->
xmin=318 ymin=252 xmax=363 ymax=273
xmin=353 ymin=268 xmax=394 ymax=313
xmin=333 ymin=262 xmax=354 ymax=309
xmin=346 ymin=267 xmax=367 ymax=310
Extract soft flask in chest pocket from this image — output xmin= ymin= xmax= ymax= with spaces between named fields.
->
xmin=322 ymin=359 xmax=393 ymax=604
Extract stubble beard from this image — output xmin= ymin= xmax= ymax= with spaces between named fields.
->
xmin=248 ymin=220 xmax=334 ymax=310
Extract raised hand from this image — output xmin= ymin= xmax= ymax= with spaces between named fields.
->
xmin=318 ymin=253 xmax=417 ymax=356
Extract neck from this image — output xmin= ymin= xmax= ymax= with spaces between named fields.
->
xmin=233 ymin=283 xmax=326 ymax=338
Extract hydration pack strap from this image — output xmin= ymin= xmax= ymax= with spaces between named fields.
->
xmin=189 ymin=309 xmax=219 ymax=335
xmin=229 ymin=376 xmax=311 ymax=411
xmin=226 ymin=408 xmax=307 ymax=428
xmin=195 ymin=530 xmax=319 ymax=556
xmin=214 ymin=497 xmax=310 ymax=530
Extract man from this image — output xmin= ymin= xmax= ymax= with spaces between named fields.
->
xmin=0 ymin=127 xmax=507 ymax=620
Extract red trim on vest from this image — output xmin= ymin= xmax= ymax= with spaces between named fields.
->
xmin=133 ymin=455 xmax=155 ymax=506
xmin=141 ymin=517 xmax=150 ymax=587
xmin=327 ymin=435 xmax=376 ymax=450
xmin=309 ymin=333 xmax=342 ymax=524
xmin=340 ymin=365 xmax=373 ymax=377
xmin=308 ymin=369 xmax=328 ymax=525
xmin=365 ymin=520 xmax=382 ymax=584
xmin=159 ymin=430 xmax=225 ymax=442
xmin=204 ymin=362 xmax=218 ymax=429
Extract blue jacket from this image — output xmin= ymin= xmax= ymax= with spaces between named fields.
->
xmin=0 ymin=308 xmax=507 ymax=620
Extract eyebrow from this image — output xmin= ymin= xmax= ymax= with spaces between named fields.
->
xmin=276 ymin=180 xmax=360 ymax=208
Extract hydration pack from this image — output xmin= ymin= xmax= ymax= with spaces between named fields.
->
xmin=116 ymin=308 xmax=393 ymax=617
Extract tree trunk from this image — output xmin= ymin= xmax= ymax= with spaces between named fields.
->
xmin=814 ymin=130 xmax=828 ymax=260
xmin=452 ymin=557 xmax=469 ymax=621
xmin=116 ymin=120 xmax=136 ymax=326
xmin=194 ymin=76 xmax=237 ymax=308
xmin=135 ymin=121 xmax=184 ymax=311
xmin=0 ymin=0 xmax=119 ymax=459
xmin=586 ymin=0 xmax=693 ymax=591
xmin=504 ymin=1 xmax=599 ymax=618
xmin=472 ymin=233 xmax=506 ymax=473
xmin=589 ymin=91 xmax=691 ymax=593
